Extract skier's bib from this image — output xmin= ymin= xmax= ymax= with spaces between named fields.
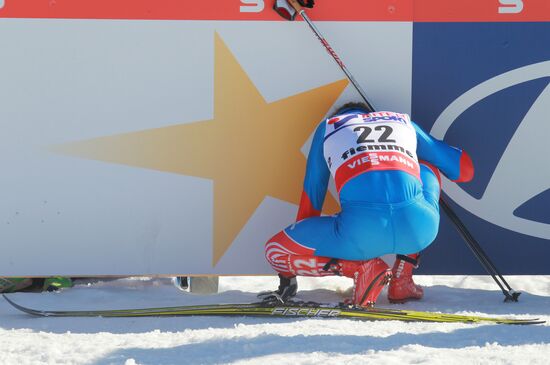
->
xmin=323 ymin=111 xmax=420 ymax=191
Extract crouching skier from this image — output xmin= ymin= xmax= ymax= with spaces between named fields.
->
xmin=260 ymin=102 xmax=474 ymax=307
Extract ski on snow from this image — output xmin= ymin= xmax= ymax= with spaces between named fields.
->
xmin=3 ymin=295 xmax=543 ymax=325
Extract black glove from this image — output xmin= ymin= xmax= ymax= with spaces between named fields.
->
xmin=298 ymin=0 xmax=315 ymax=8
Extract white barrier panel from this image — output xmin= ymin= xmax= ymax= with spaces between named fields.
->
xmin=0 ymin=14 xmax=412 ymax=276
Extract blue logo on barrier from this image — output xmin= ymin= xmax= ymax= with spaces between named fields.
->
xmin=431 ymin=61 xmax=550 ymax=239
xmin=412 ymin=22 xmax=550 ymax=274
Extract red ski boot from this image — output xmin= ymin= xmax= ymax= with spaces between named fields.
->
xmin=341 ymin=258 xmax=392 ymax=307
xmin=388 ymin=254 xmax=423 ymax=303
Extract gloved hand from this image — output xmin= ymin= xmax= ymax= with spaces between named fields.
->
xmin=274 ymin=0 xmax=297 ymax=20
xmin=297 ymin=0 xmax=315 ymax=8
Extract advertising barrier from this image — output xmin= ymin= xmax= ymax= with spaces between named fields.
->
xmin=1 ymin=0 xmax=548 ymax=275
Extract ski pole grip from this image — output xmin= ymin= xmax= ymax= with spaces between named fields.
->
xmin=288 ymin=0 xmax=304 ymax=12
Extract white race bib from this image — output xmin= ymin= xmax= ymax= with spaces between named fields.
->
xmin=323 ymin=111 xmax=420 ymax=191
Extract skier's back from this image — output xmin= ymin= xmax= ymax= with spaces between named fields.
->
xmin=264 ymin=102 xmax=474 ymax=306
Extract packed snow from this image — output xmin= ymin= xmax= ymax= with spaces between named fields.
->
xmin=1 ymin=275 xmax=549 ymax=365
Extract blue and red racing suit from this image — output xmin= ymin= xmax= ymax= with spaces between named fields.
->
xmin=265 ymin=110 xmax=473 ymax=278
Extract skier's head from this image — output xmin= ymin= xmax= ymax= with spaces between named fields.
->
xmin=329 ymin=102 xmax=371 ymax=118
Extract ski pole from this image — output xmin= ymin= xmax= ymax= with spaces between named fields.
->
xmin=440 ymin=199 xmax=520 ymax=302
xmin=276 ymin=0 xmax=520 ymax=302
xmin=283 ymin=0 xmax=375 ymax=113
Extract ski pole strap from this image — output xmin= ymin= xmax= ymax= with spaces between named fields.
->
xmin=322 ymin=258 xmax=340 ymax=275
xmin=396 ymin=254 xmax=419 ymax=267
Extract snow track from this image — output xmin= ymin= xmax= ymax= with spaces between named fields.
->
xmin=1 ymin=275 xmax=549 ymax=365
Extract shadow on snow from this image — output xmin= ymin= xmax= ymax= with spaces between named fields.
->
xmin=93 ymin=324 xmax=550 ymax=365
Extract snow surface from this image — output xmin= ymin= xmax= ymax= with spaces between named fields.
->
xmin=1 ymin=275 xmax=549 ymax=365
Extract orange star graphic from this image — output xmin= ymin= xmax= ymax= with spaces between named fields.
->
xmin=51 ymin=32 xmax=347 ymax=265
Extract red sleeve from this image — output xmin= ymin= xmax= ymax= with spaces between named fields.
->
xmin=296 ymin=191 xmax=321 ymax=222
xmin=452 ymin=150 xmax=474 ymax=183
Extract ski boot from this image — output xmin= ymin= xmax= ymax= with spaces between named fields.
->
xmin=388 ymin=254 xmax=424 ymax=303
xmin=173 ymin=276 xmax=189 ymax=291
xmin=341 ymin=258 xmax=392 ymax=307
xmin=257 ymin=273 xmax=297 ymax=303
